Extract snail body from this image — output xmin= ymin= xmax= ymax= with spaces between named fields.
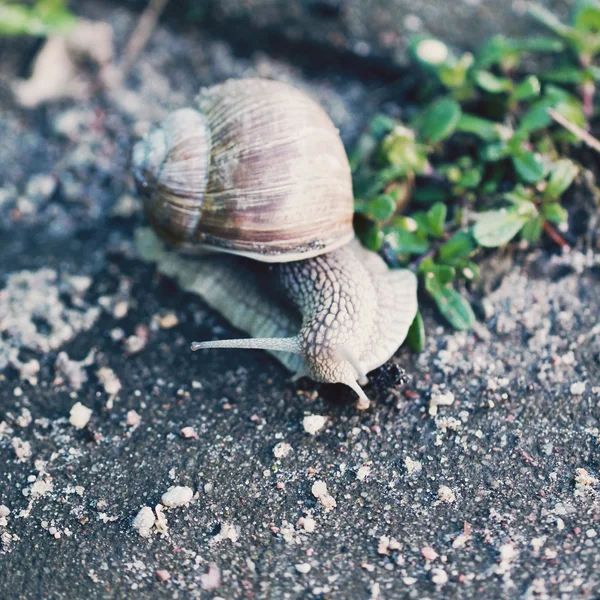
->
xmin=133 ymin=78 xmax=418 ymax=408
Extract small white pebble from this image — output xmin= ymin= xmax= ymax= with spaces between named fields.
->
xmin=295 ymin=563 xmax=311 ymax=574
xmin=69 ymin=402 xmax=92 ymax=429
xmin=159 ymin=313 xmax=179 ymax=329
xmin=97 ymin=367 xmax=121 ymax=397
xmin=0 ymin=505 xmax=10 ymax=517
xmin=570 ymin=381 xmax=586 ymax=396
xmin=302 ymin=517 xmax=316 ymax=533
xmin=431 ymin=568 xmax=448 ymax=585
xmin=311 ymin=480 xmax=337 ymax=510
xmin=403 ymin=576 xmax=417 ymax=585
xmin=404 ymin=456 xmax=422 ymax=475
xmin=303 ymin=414 xmax=326 ymax=435
xmin=126 ymin=410 xmax=141 ymax=427
xmin=273 ymin=442 xmax=293 ymax=458
xmin=132 ymin=506 xmax=155 ymax=538
xmin=357 ymin=466 xmax=371 ymax=481
xmin=161 ymin=485 xmax=194 ymax=508
xmin=181 ymin=426 xmax=198 ymax=439
xmin=421 ymin=546 xmax=438 ymax=561
xmin=437 ymin=485 xmax=456 ymax=503
xmin=155 ymin=569 xmax=171 ymax=582
xmin=429 ymin=391 xmax=455 ymax=416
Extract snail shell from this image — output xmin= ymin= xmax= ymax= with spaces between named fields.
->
xmin=133 ymin=78 xmax=354 ymax=262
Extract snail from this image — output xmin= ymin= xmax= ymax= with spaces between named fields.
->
xmin=133 ymin=78 xmax=418 ymax=409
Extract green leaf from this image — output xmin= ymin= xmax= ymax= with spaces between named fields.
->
xmin=369 ymin=114 xmax=398 ymax=138
xmin=512 ymin=151 xmax=547 ymax=183
xmin=520 ymin=216 xmax=544 ymax=243
xmin=406 ymin=311 xmax=425 ymax=352
xmin=477 ymin=35 xmax=519 ymax=69
xmin=519 ymin=103 xmax=553 ymax=133
xmin=542 ymin=202 xmax=568 ymax=224
xmin=426 ymin=202 xmax=447 ymax=238
xmin=457 ymin=167 xmax=483 ymax=189
xmin=415 ymin=97 xmax=462 ymax=143
xmin=515 ymin=37 xmax=565 ymax=53
xmin=574 ymin=4 xmax=600 ymax=32
xmin=544 ymin=159 xmax=578 ymax=201
xmin=541 ymin=67 xmax=587 ymax=84
xmin=412 ymin=187 xmax=447 ymax=204
xmin=456 ymin=113 xmax=501 ymax=141
xmin=475 ymin=70 xmax=513 ymax=93
xmin=438 ymin=231 xmax=475 ymax=263
xmin=382 ymin=127 xmax=428 ymax=173
xmin=425 ymin=275 xmax=476 ymax=330
xmin=528 ymin=4 xmax=572 ymax=38
xmin=0 ymin=0 xmax=75 ymax=35
xmin=363 ymin=223 xmax=384 ymax=251
xmin=473 ymin=206 xmax=535 ymax=247
xmin=365 ymin=194 xmax=397 ymax=220
xmin=386 ymin=229 xmax=430 ymax=255
xmin=480 ymin=141 xmax=511 ymax=162
xmin=512 ymin=75 xmax=541 ymax=101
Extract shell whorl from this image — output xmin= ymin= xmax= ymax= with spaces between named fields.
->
xmin=134 ymin=78 xmax=355 ymax=262
xmin=133 ymin=108 xmax=211 ymax=249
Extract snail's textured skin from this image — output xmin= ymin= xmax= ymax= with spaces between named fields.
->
xmin=278 ymin=239 xmax=417 ymax=387
xmin=133 ymin=78 xmax=354 ymax=262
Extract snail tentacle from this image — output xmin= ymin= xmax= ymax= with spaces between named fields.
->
xmin=191 ymin=337 xmax=302 ymax=354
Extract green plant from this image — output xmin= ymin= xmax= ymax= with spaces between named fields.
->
xmin=0 ymin=0 xmax=75 ymax=36
xmin=352 ymin=2 xmax=599 ymax=350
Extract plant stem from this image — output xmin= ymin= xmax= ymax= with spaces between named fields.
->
xmin=548 ymin=109 xmax=600 ymax=154
xmin=543 ymin=220 xmax=569 ymax=248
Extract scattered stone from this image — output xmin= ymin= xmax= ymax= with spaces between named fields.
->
xmin=56 ymin=350 xmax=96 ymax=391
xmin=357 ymin=466 xmax=371 ymax=481
xmin=155 ymin=569 xmax=171 ymax=582
xmin=295 ymin=563 xmax=311 ymax=574
xmin=303 ymin=414 xmax=326 ymax=435
xmin=180 ymin=426 xmax=198 ymax=439
xmin=15 ymin=408 xmax=33 ymax=428
xmin=437 ymin=485 xmax=456 ymax=503
xmin=311 ymin=480 xmax=336 ymax=510
xmin=69 ymin=402 xmax=93 ymax=429
xmin=111 ymin=194 xmax=138 ymax=218
xmin=159 ymin=313 xmax=179 ymax=329
xmin=273 ymin=442 xmax=293 ymax=458
xmin=421 ymin=546 xmax=438 ymax=561
xmin=378 ymin=535 xmax=401 ymax=555
xmin=12 ymin=437 xmax=32 ymax=461
xmin=200 ymin=563 xmax=221 ymax=590
xmin=154 ymin=505 xmax=169 ymax=536
xmin=132 ymin=506 xmax=155 ymax=538
xmin=570 ymin=381 xmax=586 ymax=396
xmin=299 ymin=516 xmax=316 ymax=533
xmin=404 ymin=457 xmax=422 ymax=475
xmin=161 ymin=486 xmax=194 ymax=508
xmin=96 ymin=367 xmax=121 ymax=398
xmin=126 ymin=410 xmax=141 ymax=427
xmin=494 ymin=543 xmax=518 ymax=575
xmin=0 ymin=506 xmax=10 ymax=518
xmin=0 ymin=268 xmax=100 ymax=373
xmin=431 ymin=568 xmax=449 ymax=585
xmin=429 ymin=391 xmax=455 ymax=416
